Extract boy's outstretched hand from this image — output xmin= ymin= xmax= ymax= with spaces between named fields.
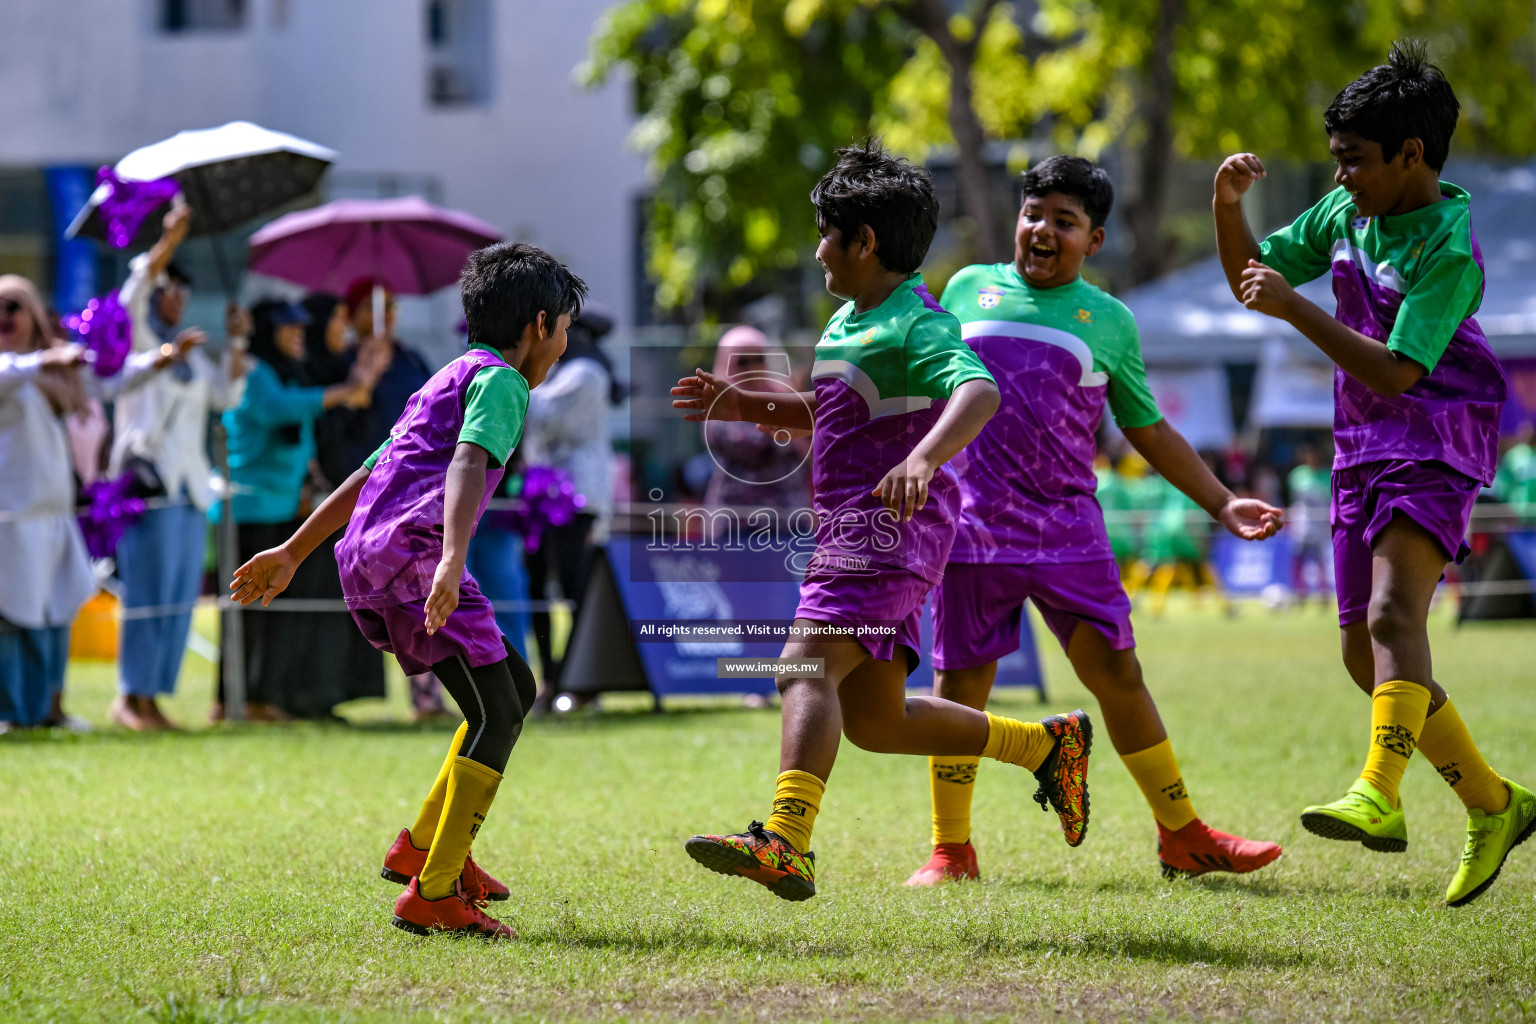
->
xmin=1214 ymin=153 xmax=1266 ymax=204
xmin=230 ymin=547 xmax=298 ymax=607
xmin=1218 ymin=497 xmax=1284 ymax=541
xmin=671 ymin=369 xmax=742 ymax=422
xmin=424 ymin=559 xmax=461 ymax=635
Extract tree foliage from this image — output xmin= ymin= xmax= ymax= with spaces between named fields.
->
xmin=587 ymin=0 xmax=1536 ymax=309
xmin=582 ymin=0 xmax=910 ymax=313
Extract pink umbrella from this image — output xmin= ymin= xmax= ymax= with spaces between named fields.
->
xmin=246 ymin=195 xmax=501 ymax=296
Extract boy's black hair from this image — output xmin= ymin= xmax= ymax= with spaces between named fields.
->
xmin=810 ymin=139 xmax=938 ymax=274
xmin=1020 ymin=155 xmax=1114 ymax=231
xmin=164 ymin=263 xmax=192 ymax=287
xmin=460 ymin=242 xmax=588 ymax=353
xmin=1324 ymin=40 xmax=1459 ymax=171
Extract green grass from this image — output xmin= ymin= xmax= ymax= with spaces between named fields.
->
xmin=4 ymin=600 xmax=1536 ymax=1023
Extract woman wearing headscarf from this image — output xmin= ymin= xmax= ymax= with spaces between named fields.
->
xmin=520 ymin=304 xmax=621 ymax=704
xmin=702 ymin=325 xmax=811 ymax=512
xmin=0 ymin=276 xmax=98 ymax=731
xmin=214 ymin=299 xmax=380 ymax=721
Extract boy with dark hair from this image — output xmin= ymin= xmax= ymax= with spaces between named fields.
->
xmin=231 ymin=242 xmax=587 ymax=936
xmin=906 ymin=154 xmax=1285 ymax=887
xmin=672 ymin=140 xmax=1092 ymax=902
xmin=1215 ymin=41 xmax=1534 ymax=905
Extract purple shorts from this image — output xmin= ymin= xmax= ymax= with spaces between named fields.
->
xmin=1331 ymin=459 xmax=1479 ymax=627
xmin=349 ymin=577 xmax=507 ymax=676
xmin=794 ymin=569 xmax=930 ymax=674
xmin=933 ymin=559 xmax=1134 ymax=670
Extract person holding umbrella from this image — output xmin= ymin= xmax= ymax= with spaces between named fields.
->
xmin=110 ymin=202 xmax=249 ymax=732
xmin=338 ymin=278 xmax=433 ymax=479
xmin=213 ymin=300 xmax=382 ymax=722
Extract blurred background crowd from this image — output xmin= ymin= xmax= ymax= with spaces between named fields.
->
xmin=2 ymin=0 xmax=1533 ymax=731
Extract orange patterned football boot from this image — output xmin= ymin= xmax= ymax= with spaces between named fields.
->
xmin=1031 ymin=709 xmax=1093 ymax=847
xmin=684 ymin=820 xmax=817 ymax=901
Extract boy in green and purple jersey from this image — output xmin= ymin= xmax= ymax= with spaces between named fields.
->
xmin=1216 ymin=41 xmax=1534 ymax=905
xmin=671 ymin=141 xmax=1093 ymax=902
xmin=907 ymin=156 xmax=1284 ymax=887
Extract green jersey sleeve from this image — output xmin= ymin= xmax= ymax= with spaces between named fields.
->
xmin=905 ymin=310 xmax=994 ymax=400
xmin=1387 ymin=248 xmax=1484 ymax=374
xmin=362 ymin=437 xmax=391 ymax=470
xmin=459 ymin=365 xmax=530 ymax=468
xmin=1259 ymin=188 xmax=1343 ymax=286
xmin=1101 ymin=306 xmax=1163 ymax=429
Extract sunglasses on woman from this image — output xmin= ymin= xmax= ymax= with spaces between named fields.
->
xmin=0 ymin=299 xmax=21 ymax=316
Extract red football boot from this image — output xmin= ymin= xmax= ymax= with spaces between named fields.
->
xmin=381 ymin=828 xmax=510 ymax=902
xmin=904 ymin=841 xmax=980 ymax=886
xmin=1157 ymin=819 xmax=1283 ymax=878
xmin=392 ymin=877 xmax=516 ymax=939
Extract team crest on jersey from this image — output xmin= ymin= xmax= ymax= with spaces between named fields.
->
xmin=1074 ymin=308 xmax=1094 ymax=325
xmin=859 ymin=328 xmax=878 ymax=345
xmin=1351 ymin=216 xmax=1369 ymax=231
xmin=977 ymin=285 xmax=1004 ymax=310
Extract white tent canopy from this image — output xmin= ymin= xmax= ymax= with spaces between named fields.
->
xmin=1121 ymin=159 xmax=1536 ymax=367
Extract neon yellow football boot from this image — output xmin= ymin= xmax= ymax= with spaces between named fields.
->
xmin=1445 ymin=779 xmax=1536 ymax=907
xmin=1299 ymin=779 xmax=1408 ymax=853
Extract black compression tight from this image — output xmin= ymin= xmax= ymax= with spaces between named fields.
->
xmin=429 ymin=648 xmax=538 ymax=774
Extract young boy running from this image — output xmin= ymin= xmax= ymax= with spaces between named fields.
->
xmin=1215 ymin=41 xmax=1535 ymax=905
xmin=231 ymin=243 xmax=586 ymax=936
xmin=671 ymin=141 xmax=1092 ymax=902
xmin=908 ymin=156 xmax=1285 ymax=887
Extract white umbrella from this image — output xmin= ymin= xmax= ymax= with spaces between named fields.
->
xmin=66 ymin=121 xmax=336 ymax=247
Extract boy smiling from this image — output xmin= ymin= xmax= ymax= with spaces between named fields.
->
xmin=1215 ymin=41 xmax=1534 ymax=905
xmin=908 ymin=156 xmax=1285 ymax=887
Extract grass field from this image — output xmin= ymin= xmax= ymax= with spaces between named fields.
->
xmin=4 ymin=600 xmax=1535 ymax=1023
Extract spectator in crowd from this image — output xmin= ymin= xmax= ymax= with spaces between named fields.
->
xmin=214 ymin=300 xmax=380 ymax=721
xmin=110 ymin=203 xmax=247 ymax=732
xmin=1094 ymin=451 xmax=1139 ymax=574
xmin=300 ymin=293 xmax=357 ymax=489
xmin=702 ymin=325 xmax=810 ymax=512
xmin=1137 ymin=459 xmax=1232 ymax=618
xmin=1495 ymin=425 xmax=1536 ymax=522
xmin=0 ymin=275 xmax=96 ymax=732
xmin=521 ymin=304 xmax=620 ymax=704
xmin=337 ymin=279 xmax=432 ymax=478
xmin=1287 ymin=443 xmax=1334 ymax=603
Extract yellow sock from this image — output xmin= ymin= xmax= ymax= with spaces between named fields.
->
xmin=1417 ymin=700 xmax=1509 ymax=814
xmin=929 ymin=757 xmax=980 ymax=845
xmin=1119 ymin=738 xmax=1198 ymax=831
xmin=419 ymin=757 xmax=502 ymax=900
xmin=409 ymin=722 xmax=469 ymax=849
xmin=1359 ymin=680 xmax=1432 ymax=807
xmin=763 ymin=770 xmax=824 ymax=853
xmin=981 ymin=712 xmax=1054 ymax=772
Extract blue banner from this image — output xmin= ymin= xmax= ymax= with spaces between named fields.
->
xmin=606 ymin=537 xmax=1043 ymax=697
xmin=44 ymin=166 xmax=97 ymax=314
xmin=1211 ymin=533 xmax=1294 ymax=596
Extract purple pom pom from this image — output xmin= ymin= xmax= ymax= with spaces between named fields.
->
xmin=484 ymin=465 xmax=587 ymax=552
xmin=63 ymin=291 xmax=132 ymax=378
xmin=77 ymin=473 xmax=147 ymax=560
xmin=95 ymin=166 xmax=181 ymax=249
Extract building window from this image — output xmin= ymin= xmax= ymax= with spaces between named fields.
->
xmin=425 ymin=0 xmax=491 ymax=107
xmin=160 ymin=0 xmax=247 ymax=32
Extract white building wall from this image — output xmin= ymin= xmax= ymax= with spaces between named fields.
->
xmin=0 ymin=0 xmax=646 ymax=344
